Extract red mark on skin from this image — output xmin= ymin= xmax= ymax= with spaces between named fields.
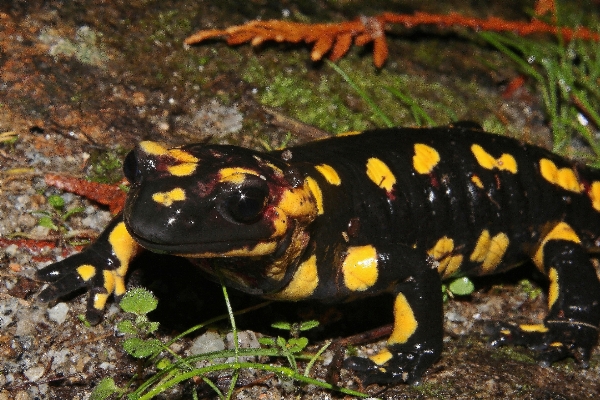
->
xmin=386 ymin=189 xmax=396 ymax=201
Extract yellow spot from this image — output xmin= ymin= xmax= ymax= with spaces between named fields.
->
xmin=533 ymin=222 xmax=581 ymax=271
xmin=550 ymin=342 xmax=563 ymax=347
xmin=470 ymin=230 xmax=491 ymax=262
xmin=469 ymin=230 xmax=509 ymax=272
xmin=139 ymin=141 xmax=168 ymax=156
xmin=471 ymin=144 xmax=517 ymax=173
xmin=481 ymin=232 xmax=509 ymax=272
xmin=139 ymin=142 xmax=199 ymax=164
xmin=152 ymin=187 xmax=186 ymax=207
xmin=108 ymin=222 xmax=138 ymax=288
xmin=114 ymin=276 xmax=127 ymax=296
xmin=441 ymin=255 xmax=463 ymax=279
xmin=471 ymin=175 xmax=484 ymax=189
xmin=388 ymin=293 xmax=418 ymax=345
xmin=342 ymin=245 xmax=379 ymax=291
xmin=103 ymin=270 xmax=115 ymax=295
xmin=76 ymin=265 xmax=96 ymax=281
xmin=278 ymin=181 xmax=318 ymax=219
xmin=548 ymin=267 xmax=559 ymax=309
xmin=589 ymin=182 xmax=600 ymax=211
xmin=366 ymin=157 xmax=396 ymax=192
xmin=519 ymin=324 xmax=549 ymax=333
xmin=167 ymin=163 xmax=197 ymax=176
xmin=168 ymin=148 xmax=198 ymax=163
xmin=269 ymin=207 xmax=289 ymax=238
xmin=428 ymin=237 xmax=454 ymax=260
xmin=218 ymin=167 xmax=260 ymax=184
xmin=369 ymin=349 xmax=393 ymax=365
xmin=314 ymin=164 xmax=341 ymax=185
xmin=428 ymin=237 xmax=463 ymax=278
xmin=337 ymin=130 xmax=362 ymax=137
xmin=265 ymin=263 xmax=287 ymax=281
xmin=539 ymin=158 xmax=582 ymax=193
xmin=93 ymin=293 xmax=109 ymax=311
xmin=305 ymin=177 xmax=324 ymax=215
xmin=412 ymin=143 xmax=440 ymax=174
xmin=184 ymin=241 xmax=278 ymax=258
xmin=264 ymin=161 xmax=283 ymax=176
xmin=271 ymin=255 xmax=319 ymax=300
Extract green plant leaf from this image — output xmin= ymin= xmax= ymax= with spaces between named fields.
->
xmin=123 ymin=337 xmax=163 ymax=358
xmin=119 ymin=287 xmax=158 ymax=315
xmin=116 ymin=320 xmax=137 ymax=335
xmin=258 ymin=337 xmax=276 ymax=346
xmin=90 ymin=377 xmax=119 ymax=400
xmin=47 ymin=195 xmax=65 ymax=210
xmin=271 ymin=321 xmax=292 ymax=330
xmin=299 ymin=320 xmax=319 ymax=331
xmin=62 ymin=206 xmax=86 ymax=220
xmin=448 ymin=277 xmax=475 ymax=296
xmin=156 ymin=358 xmax=172 ymax=370
xmin=287 ymin=337 xmax=309 ymax=353
xmin=38 ymin=215 xmax=58 ymax=230
xmin=146 ymin=321 xmax=160 ymax=334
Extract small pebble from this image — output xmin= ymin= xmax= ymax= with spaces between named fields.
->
xmin=47 ymin=303 xmax=69 ymax=324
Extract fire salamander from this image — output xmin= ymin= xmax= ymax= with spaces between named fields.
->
xmin=37 ymin=123 xmax=600 ymax=384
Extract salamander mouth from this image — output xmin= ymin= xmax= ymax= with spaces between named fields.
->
xmin=124 ymin=220 xmax=295 ymax=258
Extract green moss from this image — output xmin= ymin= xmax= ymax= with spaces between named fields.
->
xmin=39 ymin=26 xmax=108 ymax=68
xmin=517 ymin=279 xmax=543 ymax=300
xmin=86 ymin=147 xmax=128 ymax=184
xmin=490 ymin=346 xmax=536 ymax=364
xmin=409 ymin=381 xmax=449 ymax=398
xmin=243 ymin=56 xmax=370 ymax=133
xmin=243 ymin=53 xmax=475 ymax=134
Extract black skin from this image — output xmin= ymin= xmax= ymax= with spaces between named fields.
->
xmin=37 ymin=123 xmax=600 ymax=385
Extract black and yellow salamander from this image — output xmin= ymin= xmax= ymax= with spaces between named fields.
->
xmin=37 ymin=123 xmax=600 ymax=384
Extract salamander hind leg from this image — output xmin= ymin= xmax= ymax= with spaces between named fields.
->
xmin=36 ymin=215 xmax=140 ymax=324
xmin=490 ymin=227 xmax=600 ymax=367
xmin=344 ymin=252 xmax=443 ymax=385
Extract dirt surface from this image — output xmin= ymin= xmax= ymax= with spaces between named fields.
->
xmin=1 ymin=0 xmax=599 ymax=399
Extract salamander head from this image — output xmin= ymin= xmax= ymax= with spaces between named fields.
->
xmin=122 ymin=141 xmax=318 ymax=259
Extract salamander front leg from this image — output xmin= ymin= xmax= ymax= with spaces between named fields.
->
xmin=344 ymin=250 xmax=443 ymax=385
xmin=37 ymin=215 xmax=140 ymax=324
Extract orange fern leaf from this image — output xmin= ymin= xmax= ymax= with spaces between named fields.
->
xmin=185 ymin=12 xmax=600 ymax=67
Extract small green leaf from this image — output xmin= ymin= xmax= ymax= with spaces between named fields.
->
xmin=448 ymin=277 xmax=475 ymax=296
xmin=276 ymin=336 xmax=287 ymax=348
xmin=299 ymin=320 xmax=319 ymax=331
xmin=258 ymin=337 xmax=276 ymax=346
xmin=156 ymin=358 xmax=171 ymax=370
xmin=62 ymin=206 xmax=86 ymax=220
xmin=38 ymin=216 xmax=58 ymax=230
xmin=271 ymin=321 xmax=292 ymax=330
xmin=116 ymin=320 xmax=137 ymax=334
xmin=146 ymin=321 xmax=160 ymax=334
xmin=77 ymin=314 xmax=91 ymax=327
xmin=47 ymin=195 xmax=65 ymax=210
xmin=119 ymin=288 xmax=158 ymax=315
xmin=90 ymin=377 xmax=119 ymax=400
xmin=287 ymin=337 xmax=309 ymax=353
xmin=123 ymin=337 xmax=163 ymax=358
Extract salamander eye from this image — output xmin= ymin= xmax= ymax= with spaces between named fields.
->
xmin=123 ymin=151 xmax=140 ymax=183
xmin=226 ymin=187 xmax=268 ymax=223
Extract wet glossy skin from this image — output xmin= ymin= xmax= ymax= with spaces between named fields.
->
xmin=37 ymin=123 xmax=600 ymax=384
